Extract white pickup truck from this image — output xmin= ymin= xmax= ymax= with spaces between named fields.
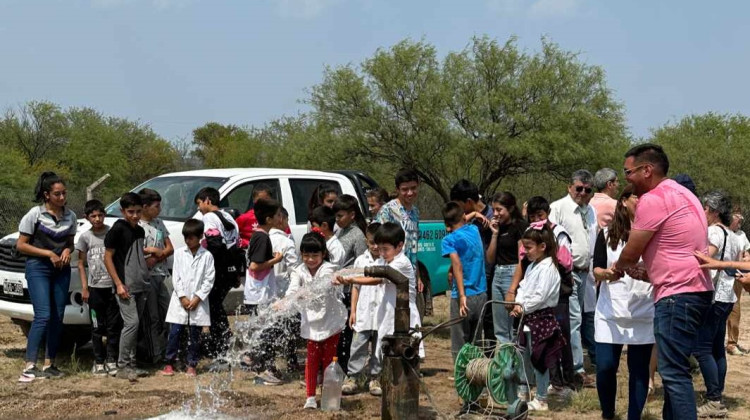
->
xmin=0 ymin=168 xmax=381 ymax=347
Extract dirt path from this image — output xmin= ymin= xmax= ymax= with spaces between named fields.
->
xmin=1 ymin=295 xmax=750 ymax=419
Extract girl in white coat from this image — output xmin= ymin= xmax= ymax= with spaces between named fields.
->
xmin=276 ymin=232 xmax=347 ymax=410
xmin=160 ymin=220 xmax=215 ymax=377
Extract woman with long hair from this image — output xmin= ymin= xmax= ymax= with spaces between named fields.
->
xmin=592 ymin=185 xmax=654 ymax=420
xmin=485 ymin=192 xmax=527 ymax=343
xmin=16 ymin=172 xmax=78 ymax=382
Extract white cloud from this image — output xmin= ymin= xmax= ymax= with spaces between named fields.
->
xmin=486 ymin=0 xmax=584 ymax=18
xmin=275 ymin=0 xmax=340 ymax=19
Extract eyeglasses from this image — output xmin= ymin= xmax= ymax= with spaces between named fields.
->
xmin=623 ymin=165 xmax=647 ymax=177
xmin=574 ymin=186 xmax=593 ymax=194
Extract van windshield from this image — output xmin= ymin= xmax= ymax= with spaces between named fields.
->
xmin=105 ymin=176 xmax=228 ymax=221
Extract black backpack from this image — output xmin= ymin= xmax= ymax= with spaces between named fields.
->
xmin=205 ymin=211 xmax=246 ymax=286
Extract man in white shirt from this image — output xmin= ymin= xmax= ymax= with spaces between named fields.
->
xmin=727 ymin=211 xmax=750 ymax=355
xmin=549 ymin=169 xmax=598 ymax=386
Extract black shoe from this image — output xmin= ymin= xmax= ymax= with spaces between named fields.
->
xmin=42 ymin=365 xmax=65 ymax=378
xmin=19 ymin=366 xmax=50 ymax=382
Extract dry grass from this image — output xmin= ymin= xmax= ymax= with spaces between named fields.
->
xmin=0 ymin=294 xmax=749 ymax=419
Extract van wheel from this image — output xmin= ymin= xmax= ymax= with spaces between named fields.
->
xmin=417 ymin=262 xmax=433 ymax=319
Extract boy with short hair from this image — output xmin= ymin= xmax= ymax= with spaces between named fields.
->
xmin=104 ymin=192 xmax=150 ymax=380
xmin=270 ymin=207 xmax=299 ymax=297
xmin=194 ymin=187 xmax=240 ymax=361
xmin=309 ymin=206 xmax=345 ymax=268
xmin=138 ymin=188 xmax=173 ymax=362
xmin=244 ymin=197 xmax=285 ymax=384
xmin=77 ymin=199 xmax=122 ymax=376
xmin=336 ymin=222 xmax=423 ymax=362
xmin=342 ymin=222 xmax=384 ymax=396
xmin=441 ymin=202 xmax=488 ymax=362
xmin=160 ymin=219 xmax=215 ymax=377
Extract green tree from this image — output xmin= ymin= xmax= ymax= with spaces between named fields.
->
xmin=0 ymin=101 xmax=70 ymax=166
xmin=309 ymin=36 xmax=629 ymax=200
xmin=650 ymin=113 xmax=750 ymax=206
xmin=192 ymin=122 xmax=264 ymax=168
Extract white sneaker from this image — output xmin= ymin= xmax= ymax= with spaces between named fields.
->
xmin=527 ymin=398 xmax=548 ymax=411
xmin=106 ymin=362 xmax=118 ymax=377
xmin=92 ymin=364 xmax=107 ymax=376
xmin=304 ymin=397 xmax=317 ymax=409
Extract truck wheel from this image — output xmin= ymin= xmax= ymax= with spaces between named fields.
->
xmin=417 ymin=262 xmax=433 ymax=319
xmin=58 ymin=327 xmax=92 ymax=353
xmin=13 ymin=319 xmax=90 ymax=354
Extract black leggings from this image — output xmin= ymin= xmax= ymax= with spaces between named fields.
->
xmin=88 ymin=287 xmax=123 ymax=364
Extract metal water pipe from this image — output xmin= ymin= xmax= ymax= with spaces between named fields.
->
xmin=364 ymin=265 xmax=419 ymax=420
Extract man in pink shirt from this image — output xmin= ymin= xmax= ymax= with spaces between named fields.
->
xmin=590 ymin=168 xmax=619 ymax=229
xmin=613 ymin=144 xmax=712 ymax=420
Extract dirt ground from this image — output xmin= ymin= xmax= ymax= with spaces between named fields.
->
xmin=2 ymin=295 xmax=750 ymax=420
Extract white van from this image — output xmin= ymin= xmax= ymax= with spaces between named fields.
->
xmin=0 ymin=168 xmax=379 ymax=347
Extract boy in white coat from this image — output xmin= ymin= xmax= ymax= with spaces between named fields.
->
xmin=342 ymin=222 xmax=384 ymax=396
xmin=160 ymin=219 xmax=215 ymax=377
xmin=335 ymin=222 xmax=424 ymax=365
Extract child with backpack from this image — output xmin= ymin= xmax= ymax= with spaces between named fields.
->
xmin=511 ymin=222 xmax=566 ymax=412
xmin=194 ymin=187 xmax=242 ymax=362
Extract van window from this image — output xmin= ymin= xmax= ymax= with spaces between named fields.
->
xmin=220 ymin=180 xmax=282 ymax=215
xmin=105 ymin=176 xmax=227 ymax=221
xmin=289 ymin=179 xmax=342 ymax=224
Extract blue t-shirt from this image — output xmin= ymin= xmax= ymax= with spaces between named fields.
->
xmin=441 ymin=224 xmax=487 ymax=298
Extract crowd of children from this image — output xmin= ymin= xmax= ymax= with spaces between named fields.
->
xmin=19 ymin=151 xmax=750 ymax=419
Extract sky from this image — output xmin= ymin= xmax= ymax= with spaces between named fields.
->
xmin=1 ymin=0 xmax=748 ymax=143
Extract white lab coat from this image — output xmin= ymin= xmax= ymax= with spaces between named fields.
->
xmin=352 ymin=251 xmax=384 ymax=333
xmin=516 ymin=257 xmax=560 ymax=314
xmin=165 ymin=246 xmax=215 ymax=327
xmin=269 ymin=228 xmax=299 ymax=296
xmin=287 ymin=261 xmax=347 ymax=342
xmin=326 ymin=236 xmax=346 ymax=269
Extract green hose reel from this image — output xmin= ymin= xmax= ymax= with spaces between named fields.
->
xmin=454 ymin=342 xmax=526 ymax=412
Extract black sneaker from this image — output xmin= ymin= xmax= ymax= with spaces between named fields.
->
xmin=19 ymin=366 xmax=50 ymax=383
xmin=42 ymin=365 xmax=65 ymax=378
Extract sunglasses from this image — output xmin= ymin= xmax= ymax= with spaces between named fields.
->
xmin=574 ymin=186 xmax=593 ymax=194
xmin=623 ymin=164 xmax=647 ymax=177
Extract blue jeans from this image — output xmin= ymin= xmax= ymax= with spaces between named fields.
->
xmin=491 ymin=264 xmax=516 ymax=343
xmin=596 ymin=342 xmax=653 ymax=420
xmin=25 ymin=257 xmax=71 ymax=363
xmin=569 ymin=270 xmax=586 ymax=372
xmin=695 ymin=301 xmax=734 ymax=401
xmin=654 ymin=291 xmax=712 ymax=420
xmin=582 ymin=311 xmax=597 ymax=366
xmin=165 ymin=323 xmax=202 ymax=367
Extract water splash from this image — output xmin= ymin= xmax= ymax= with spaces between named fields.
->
xmin=157 ymin=268 xmax=361 ymax=418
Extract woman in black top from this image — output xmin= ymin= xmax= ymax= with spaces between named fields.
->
xmin=485 ymin=192 xmax=527 ymax=343
xmin=16 ymin=172 xmax=78 ymax=382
